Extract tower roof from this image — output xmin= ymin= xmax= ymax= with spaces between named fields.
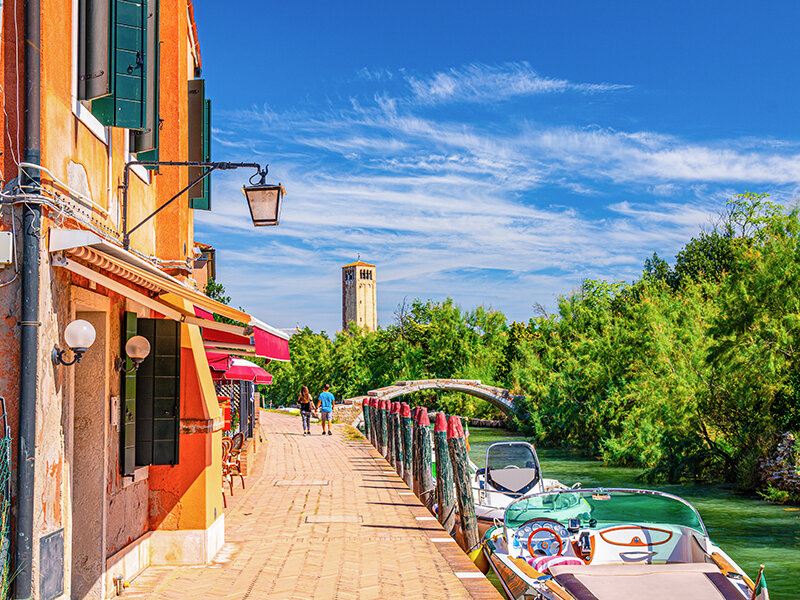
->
xmin=342 ymin=260 xmax=375 ymax=268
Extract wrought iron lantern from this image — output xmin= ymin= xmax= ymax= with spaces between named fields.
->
xmin=242 ymin=166 xmax=284 ymax=227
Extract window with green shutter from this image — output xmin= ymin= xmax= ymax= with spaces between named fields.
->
xmin=131 ymin=0 xmax=160 ymax=163
xmin=85 ymin=0 xmax=149 ymax=130
xmin=78 ymin=0 xmax=112 ymax=101
xmin=121 ymin=311 xmax=138 ymax=476
xmin=135 ymin=318 xmax=181 ymax=466
xmin=188 ymin=79 xmax=212 ymax=210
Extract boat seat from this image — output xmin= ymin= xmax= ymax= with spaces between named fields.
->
xmin=548 ymin=563 xmax=745 ymax=600
xmin=487 ymin=467 xmax=539 ymax=494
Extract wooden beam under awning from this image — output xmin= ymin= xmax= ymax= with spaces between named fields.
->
xmin=70 ymin=248 xmax=251 ymax=324
xmin=52 ymin=254 xmax=251 ymax=337
xmin=49 ymin=233 xmax=289 ymax=360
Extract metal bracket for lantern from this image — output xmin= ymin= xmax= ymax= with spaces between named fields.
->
xmin=120 ymin=160 xmax=284 ymax=250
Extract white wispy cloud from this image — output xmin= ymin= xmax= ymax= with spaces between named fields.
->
xmin=405 ymin=62 xmax=631 ymax=105
xmin=197 ymin=62 xmax=800 ymax=331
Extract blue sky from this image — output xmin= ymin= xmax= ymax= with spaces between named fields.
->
xmin=192 ymin=1 xmax=800 ymax=333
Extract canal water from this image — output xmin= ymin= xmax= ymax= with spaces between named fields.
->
xmin=467 ymin=426 xmax=799 ymax=600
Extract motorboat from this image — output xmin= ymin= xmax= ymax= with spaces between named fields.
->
xmin=471 ymin=441 xmax=572 ymax=536
xmin=482 ymin=487 xmax=767 ymax=600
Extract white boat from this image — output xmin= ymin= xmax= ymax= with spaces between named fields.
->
xmin=471 ymin=441 xmax=572 ymax=536
xmin=482 ymin=487 xmax=768 ymax=600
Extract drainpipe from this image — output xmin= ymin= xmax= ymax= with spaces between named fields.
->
xmin=15 ymin=0 xmax=41 ymax=596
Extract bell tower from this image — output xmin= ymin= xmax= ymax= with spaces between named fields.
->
xmin=342 ymin=260 xmax=377 ymax=331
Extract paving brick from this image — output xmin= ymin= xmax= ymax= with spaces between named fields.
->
xmin=123 ymin=411 xmax=502 ymax=599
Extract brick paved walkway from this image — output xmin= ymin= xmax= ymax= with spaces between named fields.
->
xmin=125 ymin=411 xmax=502 ymax=599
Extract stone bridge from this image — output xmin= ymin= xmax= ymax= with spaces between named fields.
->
xmin=346 ymin=379 xmax=521 ymax=415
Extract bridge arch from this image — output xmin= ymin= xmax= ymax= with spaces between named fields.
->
xmin=354 ymin=379 xmax=521 ymax=415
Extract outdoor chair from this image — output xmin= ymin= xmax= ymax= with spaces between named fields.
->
xmin=227 ymin=432 xmax=246 ymax=491
xmin=221 ymin=437 xmax=233 ymax=507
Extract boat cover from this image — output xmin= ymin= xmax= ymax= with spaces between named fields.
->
xmin=548 ymin=563 xmax=744 ymax=600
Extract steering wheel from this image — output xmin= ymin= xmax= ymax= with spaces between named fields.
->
xmin=527 ymin=527 xmax=564 ymax=557
xmin=503 ymin=465 xmax=520 ymax=469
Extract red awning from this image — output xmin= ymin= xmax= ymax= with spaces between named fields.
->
xmin=205 ymin=352 xmax=232 ymax=372
xmin=194 ymin=307 xmax=290 ymax=362
xmin=254 ymin=326 xmax=290 ymax=362
xmin=212 ymin=357 xmax=272 ymax=384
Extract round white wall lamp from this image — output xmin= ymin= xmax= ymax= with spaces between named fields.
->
xmin=52 ymin=319 xmax=97 ymax=366
xmin=115 ymin=335 xmax=151 ymax=373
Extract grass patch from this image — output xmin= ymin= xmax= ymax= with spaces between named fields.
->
xmin=341 ymin=425 xmax=365 ymax=441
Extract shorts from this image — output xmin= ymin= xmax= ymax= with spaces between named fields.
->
xmin=319 ymin=411 xmax=332 ymax=422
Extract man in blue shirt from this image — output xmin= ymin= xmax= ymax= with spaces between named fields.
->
xmin=317 ymin=383 xmax=335 ymax=436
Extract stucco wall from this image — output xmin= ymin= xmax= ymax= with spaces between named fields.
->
xmin=104 ymin=296 xmax=150 ymax=558
xmin=0 ymin=0 xmax=215 ymax=594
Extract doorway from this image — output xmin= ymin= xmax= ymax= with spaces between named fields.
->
xmin=70 ymin=309 xmax=107 ymax=599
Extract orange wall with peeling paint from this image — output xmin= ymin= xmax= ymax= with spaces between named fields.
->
xmin=0 ymin=0 xmax=224 ymax=594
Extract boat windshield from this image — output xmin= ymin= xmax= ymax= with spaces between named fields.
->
xmin=485 ymin=442 xmax=540 ymax=495
xmin=504 ymin=489 xmax=706 ymax=535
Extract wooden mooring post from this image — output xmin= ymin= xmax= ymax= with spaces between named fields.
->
xmin=386 ymin=400 xmax=396 ymax=464
xmin=361 ymin=398 xmax=371 ymax=442
xmin=369 ymin=398 xmax=379 ymax=447
xmin=411 ymin=407 xmax=421 ymax=496
xmin=448 ymin=415 xmax=479 ymax=552
xmin=401 ymin=403 xmax=413 ymax=489
xmin=433 ymin=412 xmax=456 ymax=536
xmin=391 ymin=402 xmax=403 ymax=477
xmin=416 ymin=407 xmax=436 ymax=510
xmin=379 ymin=399 xmax=389 ymax=457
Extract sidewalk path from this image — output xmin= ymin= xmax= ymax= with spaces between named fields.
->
xmin=125 ymin=410 xmax=502 ymax=599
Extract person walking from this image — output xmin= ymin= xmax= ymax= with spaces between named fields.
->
xmin=298 ymin=386 xmax=313 ymax=435
xmin=317 ymin=383 xmax=335 ymax=436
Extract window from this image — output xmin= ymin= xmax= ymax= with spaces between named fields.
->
xmin=131 ymin=0 xmax=160 ymax=162
xmin=188 ymin=78 xmax=212 ymax=210
xmin=120 ymin=312 xmax=181 ymax=475
xmin=78 ymin=0 xmax=159 ymax=136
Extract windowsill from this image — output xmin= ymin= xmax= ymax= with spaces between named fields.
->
xmin=71 ymin=97 xmax=108 ymax=145
xmin=123 ymin=465 xmax=149 ymax=488
xmin=71 ymin=99 xmax=151 ymax=185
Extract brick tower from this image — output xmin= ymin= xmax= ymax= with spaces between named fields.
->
xmin=342 ymin=260 xmax=377 ymax=331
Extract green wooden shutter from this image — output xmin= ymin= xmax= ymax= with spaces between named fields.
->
xmin=121 ymin=311 xmax=138 ymax=476
xmin=132 ymin=0 xmax=159 ymax=159
xmin=91 ymin=0 xmax=148 ymax=130
xmin=135 ymin=318 xmax=181 ymax=466
xmin=78 ymin=0 xmax=112 ymax=100
xmin=198 ymin=98 xmax=212 ymax=207
xmin=187 ymin=78 xmax=211 ymax=209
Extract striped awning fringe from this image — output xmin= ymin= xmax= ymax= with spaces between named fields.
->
xmin=67 ymin=246 xmax=162 ymax=292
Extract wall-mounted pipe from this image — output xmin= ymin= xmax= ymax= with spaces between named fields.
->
xmin=15 ymin=0 xmax=41 ymax=596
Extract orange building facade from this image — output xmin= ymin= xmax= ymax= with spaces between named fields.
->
xmin=0 ymin=1 xmax=288 ymax=598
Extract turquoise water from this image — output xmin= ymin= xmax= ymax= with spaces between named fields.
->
xmin=468 ymin=427 xmax=799 ymax=599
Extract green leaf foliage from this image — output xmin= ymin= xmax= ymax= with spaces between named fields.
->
xmin=259 ymin=192 xmax=798 ymax=491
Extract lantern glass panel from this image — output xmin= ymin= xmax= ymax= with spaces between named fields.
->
xmin=243 ymin=185 xmax=282 ymax=226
